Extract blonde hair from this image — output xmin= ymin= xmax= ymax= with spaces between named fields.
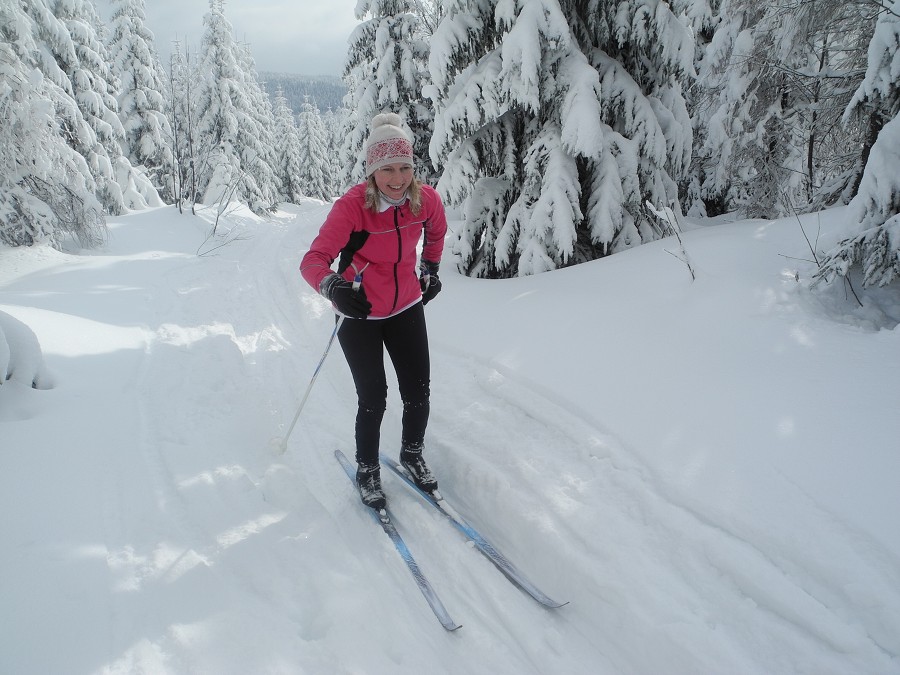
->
xmin=365 ymin=176 xmax=423 ymax=215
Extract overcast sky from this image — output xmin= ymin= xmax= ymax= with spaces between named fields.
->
xmin=97 ymin=1 xmax=360 ymax=76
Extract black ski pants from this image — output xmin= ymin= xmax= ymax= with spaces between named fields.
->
xmin=337 ymin=302 xmax=430 ymax=466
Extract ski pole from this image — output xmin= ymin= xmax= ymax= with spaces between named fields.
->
xmin=278 ymin=273 xmax=361 ymax=453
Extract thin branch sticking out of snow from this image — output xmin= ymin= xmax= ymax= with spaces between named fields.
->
xmin=645 ymin=201 xmax=696 ymax=281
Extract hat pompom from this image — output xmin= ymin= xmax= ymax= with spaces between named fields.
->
xmin=371 ymin=112 xmax=404 ymax=131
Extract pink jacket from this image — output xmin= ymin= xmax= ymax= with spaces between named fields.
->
xmin=300 ymin=182 xmax=448 ymax=318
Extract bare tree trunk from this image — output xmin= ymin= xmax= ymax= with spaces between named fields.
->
xmin=184 ymin=45 xmax=199 ymax=215
xmin=848 ymin=109 xmax=885 ymax=200
xmin=168 ymin=52 xmax=182 ymax=213
xmin=806 ymin=39 xmax=830 ymax=203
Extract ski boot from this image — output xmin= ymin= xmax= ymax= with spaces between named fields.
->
xmin=356 ymin=462 xmax=386 ymax=510
xmin=400 ymin=444 xmax=438 ymax=493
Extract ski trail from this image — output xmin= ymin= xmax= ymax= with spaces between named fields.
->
xmin=223 ymin=207 xmax=598 ymax=673
xmin=94 ymin=206 xmax=336 ymax=672
xmin=110 ymin=205 xmax=490 ymax=673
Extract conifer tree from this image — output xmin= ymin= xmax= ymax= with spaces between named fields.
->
xmin=235 ymin=42 xmax=280 ymax=210
xmin=296 ymin=97 xmax=331 ymax=201
xmin=272 ymin=87 xmax=305 ymax=203
xmin=107 ymin=0 xmax=174 ymax=202
xmin=192 ymin=1 xmax=278 ymax=213
xmin=431 ymin=0 xmax=695 ymax=277
xmin=51 ymin=0 xmax=161 ymax=214
xmin=322 ymin=107 xmax=346 ymax=197
xmin=192 ymin=0 xmax=243 ymax=207
xmin=669 ymin=0 xmax=721 ymax=218
xmin=340 ymin=0 xmax=432 ymax=189
xmin=815 ymin=0 xmax=900 ymax=289
xmin=1 ymin=0 xmax=104 ymax=247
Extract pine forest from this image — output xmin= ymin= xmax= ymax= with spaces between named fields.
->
xmin=1 ymin=0 xmax=899 ymax=288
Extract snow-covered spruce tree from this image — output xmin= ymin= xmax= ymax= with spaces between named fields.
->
xmin=107 ymin=0 xmax=174 ymax=203
xmin=235 ymin=41 xmax=280 ymax=210
xmin=696 ymin=0 xmax=874 ymax=218
xmin=340 ymin=0 xmax=433 ymax=189
xmin=668 ymin=0 xmax=720 ymax=218
xmin=49 ymin=0 xmax=123 ymax=214
xmin=814 ymin=1 xmax=900 ymax=289
xmin=296 ymin=97 xmax=332 ymax=201
xmin=430 ymin=0 xmax=695 ymax=278
xmin=1 ymin=0 xmax=104 ymax=247
xmin=192 ymin=1 xmax=244 ymax=209
xmin=51 ymin=0 xmax=162 ymax=214
xmin=272 ymin=86 xmax=305 ymax=203
xmin=192 ymin=1 xmax=278 ymax=213
xmin=825 ymin=1 xmax=898 ymax=207
xmin=322 ymin=107 xmax=347 ymax=197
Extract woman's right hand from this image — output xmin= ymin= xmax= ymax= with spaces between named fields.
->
xmin=320 ymin=273 xmax=371 ymax=318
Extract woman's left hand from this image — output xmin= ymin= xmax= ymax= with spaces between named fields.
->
xmin=420 ymin=260 xmax=441 ymax=305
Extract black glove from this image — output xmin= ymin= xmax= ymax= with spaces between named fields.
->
xmin=320 ymin=273 xmax=371 ymax=318
xmin=419 ymin=260 xmax=441 ymax=305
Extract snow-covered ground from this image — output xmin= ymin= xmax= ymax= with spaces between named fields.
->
xmin=1 ymin=201 xmax=898 ymax=674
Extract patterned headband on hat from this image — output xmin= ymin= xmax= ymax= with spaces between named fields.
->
xmin=365 ymin=112 xmax=414 ymax=177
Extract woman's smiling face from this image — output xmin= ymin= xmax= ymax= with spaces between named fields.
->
xmin=373 ymin=162 xmax=414 ymax=199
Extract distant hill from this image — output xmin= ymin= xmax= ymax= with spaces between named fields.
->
xmin=259 ymin=72 xmax=347 ymax=114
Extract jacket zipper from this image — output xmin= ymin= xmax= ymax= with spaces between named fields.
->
xmin=391 ymin=206 xmax=401 ymax=313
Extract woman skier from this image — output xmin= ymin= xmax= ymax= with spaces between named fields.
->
xmin=300 ymin=112 xmax=448 ymax=510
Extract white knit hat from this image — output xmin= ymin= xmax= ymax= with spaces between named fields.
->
xmin=365 ymin=112 xmax=414 ymax=177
